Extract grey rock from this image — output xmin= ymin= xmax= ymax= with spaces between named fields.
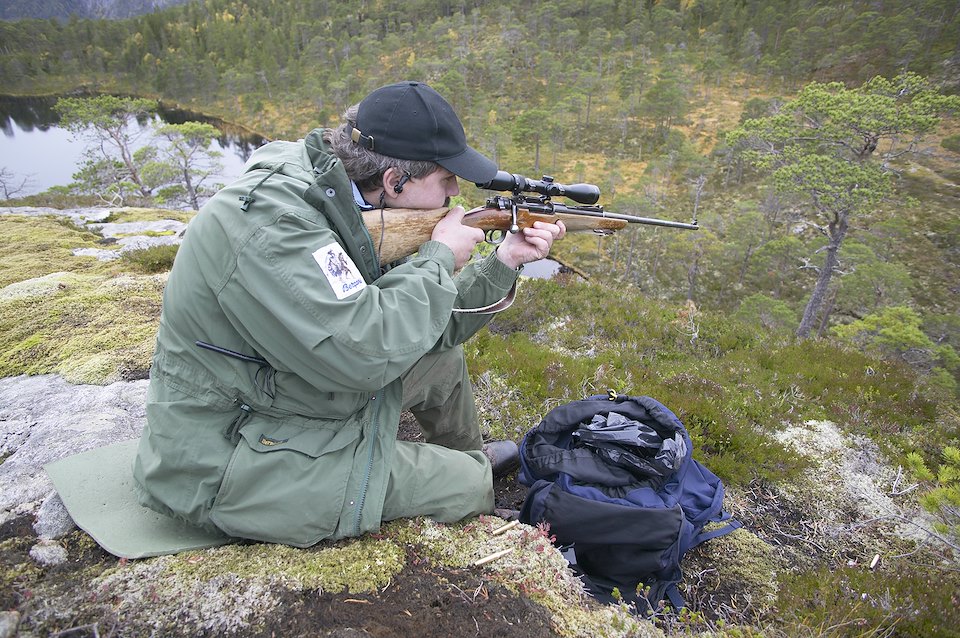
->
xmin=0 ymin=611 xmax=20 ymax=638
xmin=29 ymin=539 xmax=68 ymax=566
xmin=0 ymin=374 xmax=148 ymax=515
xmin=71 ymin=247 xmax=123 ymax=261
xmin=34 ymin=491 xmax=77 ymax=540
xmin=116 ymin=234 xmax=182 ymax=252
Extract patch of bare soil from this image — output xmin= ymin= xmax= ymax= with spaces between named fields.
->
xmin=249 ymin=557 xmax=558 ymax=638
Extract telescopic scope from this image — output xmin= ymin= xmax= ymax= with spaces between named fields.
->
xmin=476 ymin=170 xmax=600 ymax=205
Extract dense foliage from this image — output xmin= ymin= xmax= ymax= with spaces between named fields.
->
xmin=0 ymin=0 xmax=191 ymax=21
xmin=1 ymin=0 xmax=958 ymax=138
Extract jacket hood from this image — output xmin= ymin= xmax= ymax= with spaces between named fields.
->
xmin=242 ymin=130 xmax=326 ymax=187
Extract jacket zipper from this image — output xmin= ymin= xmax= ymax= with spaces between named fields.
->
xmin=353 ymin=394 xmax=381 ymax=535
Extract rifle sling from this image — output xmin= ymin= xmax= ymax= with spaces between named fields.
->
xmin=452 ymin=279 xmax=518 ymax=315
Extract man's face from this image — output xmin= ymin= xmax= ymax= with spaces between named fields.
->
xmin=393 ymin=167 xmax=460 ymax=209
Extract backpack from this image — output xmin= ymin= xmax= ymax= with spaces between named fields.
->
xmin=518 ymin=393 xmax=739 ymax=612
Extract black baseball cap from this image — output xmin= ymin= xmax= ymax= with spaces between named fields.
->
xmin=349 ymin=81 xmax=497 ymax=184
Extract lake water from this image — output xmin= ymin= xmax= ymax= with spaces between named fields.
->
xmin=0 ymin=95 xmax=267 ymax=197
xmin=521 ymin=257 xmax=563 ymax=278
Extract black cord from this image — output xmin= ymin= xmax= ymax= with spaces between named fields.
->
xmin=195 ymin=340 xmax=275 ymax=399
xmin=377 ymin=190 xmax=386 ymax=267
xmin=195 ymin=340 xmax=267 ymax=364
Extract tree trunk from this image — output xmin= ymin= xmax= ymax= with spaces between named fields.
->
xmin=796 ymin=211 xmax=850 ymax=338
xmin=691 ymin=174 xmax=706 ymax=224
xmin=816 ymin=288 xmax=837 ymax=338
xmin=109 ymin=128 xmax=150 ymax=197
xmin=183 ymin=167 xmax=199 ymax=210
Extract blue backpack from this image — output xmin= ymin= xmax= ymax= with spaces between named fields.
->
xmin=518 ymin=393 xmax=739 ymax=611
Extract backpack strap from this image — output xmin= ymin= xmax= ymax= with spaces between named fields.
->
xmin=665 ymin=583 xmax=687 ymax=612
xmin=689 ymin=512 xmax=742 ymax=551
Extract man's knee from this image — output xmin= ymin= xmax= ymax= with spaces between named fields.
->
xmin=382 ymin=443 xmax=493 ymax=523
xmin=400 ymin=346 xmax=470 ymax=410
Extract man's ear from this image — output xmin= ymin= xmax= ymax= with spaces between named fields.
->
xmin=382 ymin=167 xmax=403 ymax=198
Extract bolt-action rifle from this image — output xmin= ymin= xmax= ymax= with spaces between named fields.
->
xmin=362 ymin=170 xmax=699 ymax=266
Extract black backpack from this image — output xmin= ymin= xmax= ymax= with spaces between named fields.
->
xmin=518 ymin=393 xmax=739 ymax=612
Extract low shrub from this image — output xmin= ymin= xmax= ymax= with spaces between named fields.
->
xmin=122 ymin=244 xmax=180 ymax=273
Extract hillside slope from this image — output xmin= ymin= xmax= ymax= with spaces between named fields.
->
xmin=0 ymin=0 xmax=190 ymax=20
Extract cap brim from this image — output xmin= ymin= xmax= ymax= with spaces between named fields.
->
xmin=437 ymin=145 xmax=498 ymax=184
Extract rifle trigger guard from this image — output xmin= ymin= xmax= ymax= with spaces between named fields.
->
xmin=485 ymin=229 xmax=507 ymax=245
xmin=592 ymin=228 xmax=615 ymax=236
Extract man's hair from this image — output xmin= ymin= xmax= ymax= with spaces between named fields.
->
xmin=323 ymin=104 xmax=439 ymax=192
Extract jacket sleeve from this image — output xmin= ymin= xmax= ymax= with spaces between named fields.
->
xmin=430 ymin=250 xmax=519 ymax=351
xmin=214 ymin=211 xmax=462 ymax=393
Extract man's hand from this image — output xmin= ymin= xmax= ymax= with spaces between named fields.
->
xmin=431 ymin=206 xmax=485 ymax=270
xmin=494 ymin=220 xmax=567 ymax=270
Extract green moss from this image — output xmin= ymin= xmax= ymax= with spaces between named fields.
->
xmin=0 ymin=536 xmax=43 ymax=593
xmin=86 ymin=537 xmax=406 ymax=635
xmin=0 ymin=216 xmax=122 ymax=289
xmin=104 ymin=207 xmax=195 ymax=224
xmin=0 ymin=272 xmax=164 ymax=383
xmin=167 ymin=538 xmax=406 ymax=594
xmin=684 ymin=528 xmax=781 ymax=620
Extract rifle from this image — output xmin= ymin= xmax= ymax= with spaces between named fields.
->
xmin=362 ymin=170 xmax=699 ymax=266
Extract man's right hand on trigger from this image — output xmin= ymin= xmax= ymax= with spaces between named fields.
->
xmin=431 ymin=206 xmax=484 ymax=270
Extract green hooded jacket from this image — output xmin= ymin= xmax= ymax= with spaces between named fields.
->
xmin=133 ymin=129 xmax=518 ymax=546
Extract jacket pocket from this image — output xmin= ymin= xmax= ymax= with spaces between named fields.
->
xmin=209 ymin=417 xmax=360 ymax=546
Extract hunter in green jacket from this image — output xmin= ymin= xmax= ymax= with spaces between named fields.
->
xmin=133 ymin=82 xmax=565 ymax=545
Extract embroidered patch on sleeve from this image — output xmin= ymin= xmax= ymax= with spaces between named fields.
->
xmin=312 ymin=242 xmax=367 ymax=299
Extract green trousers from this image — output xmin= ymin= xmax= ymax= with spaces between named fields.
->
xmin=380 ymin=345 xmax=494 ymax=523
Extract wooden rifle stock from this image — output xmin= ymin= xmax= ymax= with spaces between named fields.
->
xmin=361 ymin=206 xmax=628 ymax=266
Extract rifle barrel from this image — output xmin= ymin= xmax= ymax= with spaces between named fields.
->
xmin=532 ymin=201 xmax=700 ymax=230
xmin=565 ymin=208 xmax=699 ymax=230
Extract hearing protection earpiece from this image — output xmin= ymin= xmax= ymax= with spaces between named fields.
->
xmin=393 ymin=172 xmax=411 ymax=194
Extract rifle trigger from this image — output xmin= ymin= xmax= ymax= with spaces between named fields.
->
xmin=485 ymin=229 xmax=507 ymax=245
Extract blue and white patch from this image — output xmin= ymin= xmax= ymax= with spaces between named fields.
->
xmin=312 ymin=242 xmax=366 ymax=299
